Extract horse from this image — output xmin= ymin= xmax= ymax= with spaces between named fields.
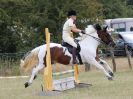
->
xmin=20 ymin=24 xmax=116 ymax=88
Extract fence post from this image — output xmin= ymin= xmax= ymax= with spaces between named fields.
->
xmin=110 ymin=47 xmax=116 ymax=72
xmin=85 ymin=63 xmax=90 ymax=72
xmin=125 ymin=44 xmax=132 ymax=69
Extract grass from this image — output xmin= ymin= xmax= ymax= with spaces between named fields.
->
xmin=0 ymin=57 xmax=133 ymax=99
xmin=0 ymin=70 xmax=133 ymax=99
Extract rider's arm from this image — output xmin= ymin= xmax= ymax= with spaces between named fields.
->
xmin=71 ymin=26 xmax=85 ymax=34
xmin=69 ymin=19 xmax=85 ymax=34
xmin=71 ymin=25 xmax=81 ymax=33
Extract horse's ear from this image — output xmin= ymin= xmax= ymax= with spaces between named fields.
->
xmin=94 ymin=24 xmax=102 ymax=31
xmin=103 ymin=26 xmax=108 ymax=31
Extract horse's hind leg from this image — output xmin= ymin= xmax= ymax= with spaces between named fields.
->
xmin=99 ymin=59 xmax=114 ymax=77
xmin=24 ymin=45 xmax=46 ymax=88
xmin=24 ymin=63 xmax=44 ymax=88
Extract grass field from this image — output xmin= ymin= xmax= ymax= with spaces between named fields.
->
xmin=0 ymin=70 xmax=133 ymax=99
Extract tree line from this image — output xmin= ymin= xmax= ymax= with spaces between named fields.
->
xmin=0 ymin=0 xmax=132 ymax=53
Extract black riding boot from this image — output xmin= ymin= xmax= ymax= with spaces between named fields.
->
xmin=72 ymin=47 xmax=77 ymax=64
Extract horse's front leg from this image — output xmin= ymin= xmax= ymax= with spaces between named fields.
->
xmin=88 ymin=58 xmax=113 ymax=80
xmin=95 ymin=53 xmax=114 ymax=78
xmin=99 ymin=59 xmax=114 ymax=77
xmin=24 ymin=64 xmax=44 ymax=88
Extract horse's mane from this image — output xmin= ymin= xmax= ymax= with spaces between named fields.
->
xmin=85 ymin=25 xmax=96 ymax=34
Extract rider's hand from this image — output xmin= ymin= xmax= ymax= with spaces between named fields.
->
xmin=81 ymin=30 xmax=85 ymax=34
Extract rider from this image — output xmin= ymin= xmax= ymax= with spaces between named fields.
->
xmin=62 ymin=10 xmax=85 ymax=64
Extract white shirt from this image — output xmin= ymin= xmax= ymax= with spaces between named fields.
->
xmin=62 ymin=18 xmax=75 ymax=38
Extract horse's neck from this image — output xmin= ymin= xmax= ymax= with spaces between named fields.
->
xmin=79 ymin=33 xmax=100 ymax=50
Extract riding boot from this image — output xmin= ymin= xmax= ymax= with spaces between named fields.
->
xmin=72 ymin=47 xmax=77 ymax=64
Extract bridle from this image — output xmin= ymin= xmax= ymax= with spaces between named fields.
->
xmin=84 ymin=33 xmax=105 ymax=45
xmin=84 ymin=33 xmax=114 ymax=47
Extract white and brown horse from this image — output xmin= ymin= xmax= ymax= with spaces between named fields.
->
xmin=20 ymin=25 xmax=115 ymax=88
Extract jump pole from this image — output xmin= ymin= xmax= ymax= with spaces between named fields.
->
xmin=74 ymin=64 xmax=80 ymax=83
xmin=43 ymin=28 xmax=53 ymax=91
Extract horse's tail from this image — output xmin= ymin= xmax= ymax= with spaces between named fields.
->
xmin=20 ymin=46 xmax=41 ymax=72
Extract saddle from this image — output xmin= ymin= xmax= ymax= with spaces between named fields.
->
xmin=61 ymin=40 xmax=83 ymax=64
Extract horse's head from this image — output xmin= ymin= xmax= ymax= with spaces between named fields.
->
xmin=94 ymin=24 xmax=116 ymax=47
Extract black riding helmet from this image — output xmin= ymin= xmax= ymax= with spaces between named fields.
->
xmin=67 ymin=10 xmax=77 ymax=17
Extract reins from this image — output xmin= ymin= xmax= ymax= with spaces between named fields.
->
xmin=84 ymin=33 xmax=105 ymax=44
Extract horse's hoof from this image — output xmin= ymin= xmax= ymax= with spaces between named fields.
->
xmin=33 ymin=75 xmax=37 ymax=80
xmin=24 ymin=82 xmax=29 ymax=88
xmin=100 ymin=61 xmax=104 ymax=65
xmin=108 ymin=77 xmax=113 ymax=80
xmin=109 ymin=72 xmax=114 ymax=77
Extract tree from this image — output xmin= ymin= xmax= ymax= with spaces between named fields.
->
xmin=1 ymin=0 xmax=132 ymax=53
xmin=99 ymin=0 xmax=133 ymax=19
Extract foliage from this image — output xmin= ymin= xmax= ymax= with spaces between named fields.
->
xmin=0 ymin=0 xmax=132 ymax=53
xmin=99 ymin=0 xmax=133 ymax=18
